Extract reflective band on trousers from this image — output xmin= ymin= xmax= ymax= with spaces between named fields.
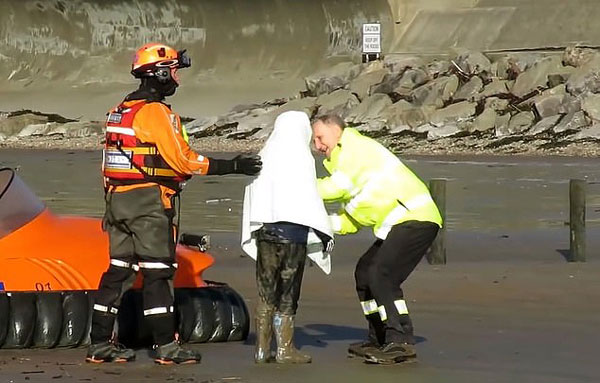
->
xmin=110 ymin=259 xmax=140 ymax=271
xmin=106 ymin=126 xmax=136 ymax=136
xmin=394 ymin=299 xmax=409 ymax=315
xmin=375 ymin=194 xmax=435 ymax=239
xmin=138 ymin=262 xmax=178 ymax=269
xmin=378 ymin=305 xmax=387 ymax=321
xmin=360 ymin=299 xmax=379 ymax=315
xmin=143 ymin=306 xmax=174 ymax=316
xmin=94 ymin=304 xmax=118 ymax=315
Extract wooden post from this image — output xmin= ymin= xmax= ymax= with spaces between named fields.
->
xmin=569 ymin=179 xmax=586 ymax=262
xmin=428 ymin=179 xmax=447 ymax=265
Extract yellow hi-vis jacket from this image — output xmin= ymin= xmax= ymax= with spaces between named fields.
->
xmin=317 ymin=128 xmax=443 ymax=240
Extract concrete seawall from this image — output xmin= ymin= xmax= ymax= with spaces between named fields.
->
xmin=2 ymin=0 xmax=600 ymax=119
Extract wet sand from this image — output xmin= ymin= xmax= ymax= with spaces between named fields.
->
xmin=1 ymin=150 xmax=599 ymax=382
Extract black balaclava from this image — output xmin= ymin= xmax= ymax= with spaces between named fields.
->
xmin=125 ymin=76 xmax=178 ymax=102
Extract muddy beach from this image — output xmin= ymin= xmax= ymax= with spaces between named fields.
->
xmin=0 ymin=150 xmax=599 ymax=382
xmin=3 ymin=0 xmax=600 ymax=380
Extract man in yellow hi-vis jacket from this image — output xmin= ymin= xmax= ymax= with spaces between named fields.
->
xmin=312 ymin=114 xmax=442 ymax=365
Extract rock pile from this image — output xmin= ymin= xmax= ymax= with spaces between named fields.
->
xmin=0 ymin=110 xmax=103 ymax=142
xmin=187 ymin=46 xmax=600 ymax=151
xmin=4 ymin=47 xmax=600 ymax=155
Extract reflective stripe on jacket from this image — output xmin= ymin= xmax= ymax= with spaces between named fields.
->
xmin=317 ymin=128 xmax=443 ymax=239
xmin=102 ymin=100 xmax=209 ymax=191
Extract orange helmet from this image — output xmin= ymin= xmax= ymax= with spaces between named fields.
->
xmin=131 ymin=43 xmax=191 ymax=80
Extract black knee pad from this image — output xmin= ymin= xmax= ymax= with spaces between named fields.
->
xmin=103 ymin=263 xmax=137 ymax=284
xmin=140 ymin=266 xmax=175 ymax=283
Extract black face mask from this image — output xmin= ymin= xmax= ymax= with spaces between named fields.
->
xmin=126 ymin=77 xmax=178 ymax=102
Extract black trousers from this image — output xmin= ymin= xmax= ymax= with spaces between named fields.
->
xmin=355 ymin=221 xmax=439 ymax=344
xmin=91 ymin=186 xmax=177 ymax=346
xmin=256 ymin=229 xmax=307 ymax=315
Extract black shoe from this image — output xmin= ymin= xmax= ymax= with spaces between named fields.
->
xmin=347 ymin=340 xmax=380 ymax=358
xmin=364 ymin=342 xmax=417 ymax=365
xmin=86 ymin=342 xmax=136 ymax=364
xmin=154 ymin=341 xmax=202 ymax=365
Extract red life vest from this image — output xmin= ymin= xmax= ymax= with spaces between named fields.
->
xmin=102 ymin=101 xmax=190 ymax=191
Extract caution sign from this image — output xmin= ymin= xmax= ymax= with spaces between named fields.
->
xmin=362 ymin=23 xmax=381 ymax=54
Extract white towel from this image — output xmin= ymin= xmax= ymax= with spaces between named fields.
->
xmin=241 ymin=111 xmax=334 ymax=274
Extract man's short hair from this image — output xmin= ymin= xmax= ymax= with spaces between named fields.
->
xmin=312 ymin=114 xmax=346 ymax=130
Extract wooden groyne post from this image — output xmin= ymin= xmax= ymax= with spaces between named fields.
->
xmin=569 ymin=179 xmax=586 ymax=262
xmin=428 ymin=179 xmax=447 ymax=265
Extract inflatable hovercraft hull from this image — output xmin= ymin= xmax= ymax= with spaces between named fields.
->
xmin=0 ymin=168 xmax=249 ymax=349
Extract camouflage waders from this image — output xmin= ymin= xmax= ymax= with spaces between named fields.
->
xmin=254 ymin=228 xmax=311 ymax=363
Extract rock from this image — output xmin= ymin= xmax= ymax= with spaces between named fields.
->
xmin=17 ymin=123 xmax=54 ymax=137
xmin=316 ymin=90 xmax=360 ymax=118
xmin=425 ymin=60 xmax=452 ymax=79
xmin=410 ymin=75 xmax=459 ymax=108
xmin=427 ymin=124 xmax=462 ymax=140
xmin=563 ymin=46 xmax=598 ymax=68
xmin=346 ymin=94 xmax=392 ymax=124
xmin=356 ymin=120 xmax=387 ymax=133
xmin=349 ymin=69 xmax=389 ymax=101
xmin=532 ymin=85 xmax=567 ymax=118
xmin=454 ymin=51 xmax=492 ymax=76
xmin=388 ymin=124 xmax=412 ymax=134
xmin=480 ymin=80 xmax=513 ymax=98
xmin=558 ymin=94 xmax=582 ymax=114
xmin=414 ymin=124 xmax=435 ymax=134
xmin=507 ymin=54 xmax=544 ymax=76
xmin=528 ymin=115 xmax=562 ymax=135
xmin=382 ymin=55 xmax=424 ymax=75
xmin=429 ymin=101 xmax=476 ymax=127
xmin=547 ymin=68 xmax=575 ymax=88
xmin=47 ymin=121 xmax=103 ymax=137
xmin=485 ymin=97 xmax=510 ymax=112
xmin=312 ymin=76 xmax=348 ymax=97
xmin=471 ymin=108 xmax=497 ymax=132
xmin=304 ymin=62 xmax=361 ymax=97
xmin=278 ymin=97 xmax=318 ymax=115
xmin=554 ymin=111 xmax=588 ymax=133
xmin=490 ymin=56 xmax=513 ymax=80
xmin=381 ymin=101 xmax=433 ymax=132
xmin=511 ymin=56 xmax=566 ymax=97
xmin=534 ymin=94 xmax=565 ymax=118
xmin=370 ymin=73 xmax=402 ymax=95
xmin=232 ymin=97 xmax=319 ymax=139
xmin=566 ymin=54 xmax=600 ymax=95
xmin=393 ymin=68 xmax=430 ymax=96
xmin=453 ymin=76 xmax=484 ymax=102
xmin=581 ymin=93 xmax=600 ymax=121
xmin=185 ymin=116 xmax=219 ymax=136
xmin=0 ymin=113 xmax=49 ymax=137
xmin=507 ymin=112 xmax=535 ymax=135
xmin=494 ymin=113 xmax=512 ymax=137
xmin=573 ymin=124 xmax=600 ymax=140
xmin=231 ymin=112 xmax=278 ymax=139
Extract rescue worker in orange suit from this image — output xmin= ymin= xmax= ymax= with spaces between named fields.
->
xmin=86 ymin=43 xmax=262 ymax=365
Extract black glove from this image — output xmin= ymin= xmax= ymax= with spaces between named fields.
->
xmin=207 ymin=154 xmax=262 ymax=175
xmin=233 ymin=154 xmax=262 ymax=175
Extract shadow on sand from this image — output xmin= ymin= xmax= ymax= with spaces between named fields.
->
xmin=293 ymin=324 xmax=427 ymax=348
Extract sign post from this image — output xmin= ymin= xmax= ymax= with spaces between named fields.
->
xmin=362 ymin=23 xmax=381 ymax=63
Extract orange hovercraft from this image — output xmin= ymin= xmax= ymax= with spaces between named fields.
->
xmin=0 ymin=168 xmax=248 ymax=349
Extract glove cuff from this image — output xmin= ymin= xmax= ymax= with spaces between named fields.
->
xmin=206 ymin=157 xmax=236 ymax=175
